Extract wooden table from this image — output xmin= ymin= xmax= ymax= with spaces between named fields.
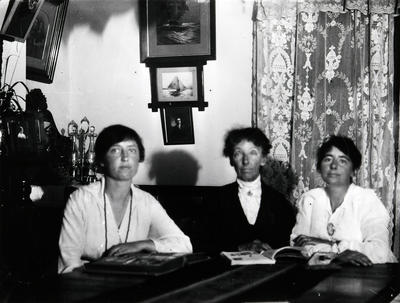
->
xmin=2 ymin=258 xmax=400 ymax=302
xmin=294 ymin=264 xmax=400 ymax=303
xmin=233 ymin=263 xmax=400 ymax=303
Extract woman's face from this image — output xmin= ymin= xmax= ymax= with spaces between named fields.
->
xmin=319 ymin=146 xmax=354 ymax=187
xmin=231 ymin=140 xmax=267 ymax=182
xmin=102 ymin=139 xmax=140 ymax=182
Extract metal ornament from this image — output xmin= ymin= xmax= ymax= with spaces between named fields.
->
xmin=327 ymin=222 xmax=335 ymax=236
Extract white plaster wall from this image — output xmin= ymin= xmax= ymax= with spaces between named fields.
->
xmin=26 ymin=0 xmax=254 ymax=186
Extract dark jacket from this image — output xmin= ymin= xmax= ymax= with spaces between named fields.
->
xmin=207 ymin=181 xmax=296 ymax=253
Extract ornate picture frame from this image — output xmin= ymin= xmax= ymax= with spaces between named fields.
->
xmin=26 ymin=0 xmax=69 ymax=83
xmin=140 ymin=0 xmax=216 ymax=63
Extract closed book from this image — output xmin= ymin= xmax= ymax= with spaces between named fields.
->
xmin=84 ymin=252 xmax=189 ymax=276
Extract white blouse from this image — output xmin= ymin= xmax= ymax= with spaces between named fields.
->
xmin=237 ymin=176 xmax=262 ymax=225
xmin=291 ymin=184 xmax=396 ymax=264
xmin=58 ymin=178 xmax=192 ymax=273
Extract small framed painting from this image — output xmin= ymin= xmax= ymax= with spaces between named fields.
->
xmin=148 ymin=61 xmax=207 ymax=111
xmin=140 ymin=0 xmax=215 ymax=63
xmin=157 ymin=66 xmax=198 ymax=102
xmin=160 ymin=107 xmax=194 ymax=145
xmin=26 ymin=0 xmax=69 ymax=83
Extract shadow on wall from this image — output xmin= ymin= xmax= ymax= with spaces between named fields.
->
xmin=62 ymin=0 xmax=138 ymax=42
xmin=148 ymin=150 xmax=201 ymax=185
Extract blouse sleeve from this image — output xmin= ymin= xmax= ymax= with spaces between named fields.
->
xmin=290 ymin=193 xmax=314 ymax=245
xmin=147 ymin=198 xmax=193 ymax=254
xmin=58 ymin=190 xmax=86 ymax=273
xmin=337 ymin=190 xmax=396 ymax=263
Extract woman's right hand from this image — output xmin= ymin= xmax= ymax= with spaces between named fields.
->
xmin=104 ymin=240 xmax=156 ymax=257
xmin=293 ymin=234 xmax=335 ymax=247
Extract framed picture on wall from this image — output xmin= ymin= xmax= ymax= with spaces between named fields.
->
xmin=160 ymin=107 xmax=194 ymax=145
xmin=26 ymin=0 xmax=69 ymax=84
xmin=0 ymin=0 xmax=45 ymax=42
xmin=157 ymin=66 xmax=198 ymax=102
xmin=140 ymin=0 xmax=215 ymax=63
xmin=148 ymin=61 xmax=207 ymax=111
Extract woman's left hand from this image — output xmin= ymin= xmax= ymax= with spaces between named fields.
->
xmin=105 ymin=240 xmax=156 ymax=257
xmin=293 ymin=234 xmax=335 ymax=247
xmin=332 ymin=249 xmax=373 ymax=267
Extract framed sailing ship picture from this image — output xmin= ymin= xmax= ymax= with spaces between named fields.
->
xmin=147 ymin=61 xmax=207 ymax=111
xmin=157 ymin=66 xmax=198 ymax=102
xmin=139 ymin=0 xmax=215 ymax=63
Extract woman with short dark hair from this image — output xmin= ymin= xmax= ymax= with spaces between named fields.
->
xmin=316 ymin=135 xmax=361 ymax=173
xmin=94 ymin=124 xmax=145 ymax=164
xmin=208 ymin=127 xmax=295 ymax=253
xmin=58 ymin=124 xmax=192 ymax=273
xmin=291 ymin=135 xmax=396 ymax=265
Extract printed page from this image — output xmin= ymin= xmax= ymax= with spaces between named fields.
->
xmin=221 ymin=251 xmax=275 ymax=265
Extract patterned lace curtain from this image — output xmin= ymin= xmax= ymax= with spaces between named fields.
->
xmin=252 ymin=0 xmax=399 ymax=256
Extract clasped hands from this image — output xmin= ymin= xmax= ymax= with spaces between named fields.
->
xmin=103 ymin=239 xmax=156 ymax=257
xmin=293 ymin=234 xmax=372 ymax=267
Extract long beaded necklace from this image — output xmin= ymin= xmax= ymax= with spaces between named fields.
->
xmin=103 ymin=189 xmax=133 ymax=251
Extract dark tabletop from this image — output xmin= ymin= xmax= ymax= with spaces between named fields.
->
xmin=2 ymin=257 xmax=400 ymax=303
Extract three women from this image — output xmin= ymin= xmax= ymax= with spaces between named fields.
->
xmin=59 ymin=126 xmax=396 ymax=273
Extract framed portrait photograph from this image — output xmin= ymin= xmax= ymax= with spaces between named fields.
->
xmin=26 ymin=0 xmax=69 ymax=83
xmin=160 ymin=107 xmax=194 ymax=145
xmin=0 ymin=0 xmax=45 ymax=42
xmin=148 ymin=61 xmax=207 ymax=111
xmin=140 ymin=0 xmax=215 ymax=63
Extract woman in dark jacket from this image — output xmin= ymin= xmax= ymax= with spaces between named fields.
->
xmin=207 ymin=127 xmax=295 ymax=253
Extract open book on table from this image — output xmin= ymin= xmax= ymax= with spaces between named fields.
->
xmin=221 ymin=246 xmax=308 ymax=265
xmin=84 ymin=252 xmax=210 ymax=276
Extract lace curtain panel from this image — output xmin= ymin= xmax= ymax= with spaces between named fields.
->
xmin=252 ymin=0 xmax=399 ymax=256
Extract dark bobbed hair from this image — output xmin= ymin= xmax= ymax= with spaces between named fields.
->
xmin=223 ymin=127 xmax=272 ymax=158
xmin=94 ymin=124 xmax=145 ymax=164
xmin=316 ymin=135 xmax=361 ymax=171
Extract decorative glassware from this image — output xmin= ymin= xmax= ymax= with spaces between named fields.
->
xmin=84 ymin=125 xmax=97 ymax=183
xmin=67 ymin=118 xmax=97 ymax=184
xmin=67 ymin=120 xmax=80 ymax=181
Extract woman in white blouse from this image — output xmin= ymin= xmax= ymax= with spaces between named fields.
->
xmin=58 ymin=125 xmax=192 ymax=273
xmin=291 ymin=135 xmax=396 ymax=265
